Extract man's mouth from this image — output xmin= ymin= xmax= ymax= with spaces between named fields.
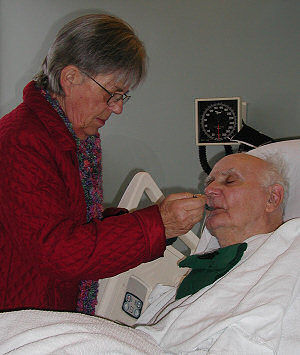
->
xmin=205 ymin=204 xmax=215 ymax=211
xmin=205 ymin=202 xmax=226 ymax=215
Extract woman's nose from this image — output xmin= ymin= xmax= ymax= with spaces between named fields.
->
xmin=111 ymin=100 xmax=123 ymax=114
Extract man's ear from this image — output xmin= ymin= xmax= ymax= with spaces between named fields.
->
xmin=266 ymin=184 xmax=284 ymax=212
xmin=60 ymin=65 xmax=83 ymax=95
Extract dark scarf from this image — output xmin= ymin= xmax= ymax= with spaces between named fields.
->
xmin=40 ymin=87 xmax=103 ymax=314
xmin=176 ymin=243 xmax=247 ymax=300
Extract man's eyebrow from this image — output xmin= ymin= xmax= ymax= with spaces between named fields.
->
xmin=205 ymin=168 xmax=240 ymax=186
xmin=205 ymin=175 xmax=214 ymax=186
xmin=222 ymin=168 xmax=239 ymax=176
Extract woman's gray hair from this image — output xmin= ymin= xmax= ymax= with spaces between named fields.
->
xmin=257 ymin=153 xmax=289 ymax=213
xmin=34 ymin=13 xmax=147 ymax=95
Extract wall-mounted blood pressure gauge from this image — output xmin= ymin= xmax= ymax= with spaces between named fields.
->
xmin=195 ymin=97 xmax=242 ymax=145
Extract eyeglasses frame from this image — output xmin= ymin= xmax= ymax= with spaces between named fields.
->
xmin=81 ymin=71 xmax=131 ymax=106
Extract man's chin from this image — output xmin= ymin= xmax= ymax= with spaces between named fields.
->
xmin=205 ymin=214 xmax=226 ymax=235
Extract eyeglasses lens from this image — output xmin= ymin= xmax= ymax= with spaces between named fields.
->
xmin=107 ymin=94 xmax=130 ymax=106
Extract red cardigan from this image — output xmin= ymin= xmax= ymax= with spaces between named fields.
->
xmin=0 ymin=82 xmax=166 ymax=311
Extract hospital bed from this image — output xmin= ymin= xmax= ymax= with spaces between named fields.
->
xmin=95 ymin=138 xmax=300 ymax=326
xmin=1 ymin=139 xmax=300 ymax=355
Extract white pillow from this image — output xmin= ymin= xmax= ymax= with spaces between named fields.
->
xmin=248 ymin=139 xmax=300 ymax=222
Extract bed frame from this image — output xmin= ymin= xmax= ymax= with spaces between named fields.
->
xmin=95 ymin=172 xmax=199 ymax=325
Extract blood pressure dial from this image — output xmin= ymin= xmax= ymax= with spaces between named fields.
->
xmin=195 ymin=97 xmax=241 ymax=145
xmin=201 ymin=103 xmax=236 ymax=142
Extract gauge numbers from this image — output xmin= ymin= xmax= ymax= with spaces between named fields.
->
xmin=202 ymin=103 xmax=236 ymax=141
xmin=195 ymin=97 xmax=241 ymax=145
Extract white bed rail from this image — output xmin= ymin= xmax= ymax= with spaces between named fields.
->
xmin=95 ymin=172 xmax=199 ymax=325
xmin=118 ymin=172 xmax=199 ymax=253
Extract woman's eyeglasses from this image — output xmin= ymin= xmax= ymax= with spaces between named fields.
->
xmin=82 ymin=71 xmax=130 ymax=107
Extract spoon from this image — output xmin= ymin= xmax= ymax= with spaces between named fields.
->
xmin=192 ymin=194 xmax=214 ymax=211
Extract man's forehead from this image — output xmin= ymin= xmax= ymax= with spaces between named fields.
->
xmin=209 ymin=154 xmax=265 ymax=178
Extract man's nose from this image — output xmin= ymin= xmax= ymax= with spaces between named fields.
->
xmin=204 ymin=182 xmax=221 ymax=197
xmin=204 ymin=186 xmax=220 ymax=206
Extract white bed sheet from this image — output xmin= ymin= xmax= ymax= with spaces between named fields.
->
xmin=0 ymin=309 xmax=163 ymax=355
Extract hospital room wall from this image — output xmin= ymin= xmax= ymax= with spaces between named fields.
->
xmin=0 ymin=0 xmax=299 ymax=219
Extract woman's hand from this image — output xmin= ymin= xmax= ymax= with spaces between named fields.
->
xmin=158 ymin=193 xmax=206 ymax=238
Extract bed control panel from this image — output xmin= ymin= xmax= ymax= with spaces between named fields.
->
xmin=121 ymin=276 xmax=148 ymax=319
xmin=122 ymin=292 xmax=143 ymax=319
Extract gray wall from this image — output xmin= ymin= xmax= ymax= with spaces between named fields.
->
xmin=1 ymin=0 xmax=299 ymax=219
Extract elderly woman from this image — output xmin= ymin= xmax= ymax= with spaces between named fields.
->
xmin=0 ymin=13 xmax=205 ymax=314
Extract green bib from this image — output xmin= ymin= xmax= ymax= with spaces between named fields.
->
xmin=176 ymin=243 xmax=247 ymax=300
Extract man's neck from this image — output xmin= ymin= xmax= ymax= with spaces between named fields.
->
xmin=213 ymin=218 xmax=283 ymax=248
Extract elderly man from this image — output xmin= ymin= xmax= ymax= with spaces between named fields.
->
xmin=135 ymin=152 xmax=300 ymax=354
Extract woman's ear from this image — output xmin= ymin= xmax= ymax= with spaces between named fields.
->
xmin=266 ymin=184 xmax=284 ymax=212
xmin=60 ymin=65 xmax=83 ymax=95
